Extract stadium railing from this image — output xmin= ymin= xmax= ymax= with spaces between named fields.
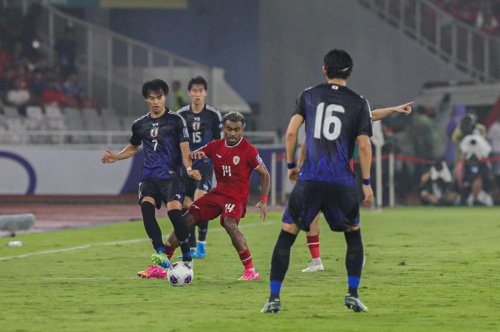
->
xmin=0 ymin=130 xmax=280 ymax=146
xmin=358 ymin=0 xmax=500 ymax=83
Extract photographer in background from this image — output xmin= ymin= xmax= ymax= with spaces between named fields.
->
xmin=419 ymin=158 xmax=460 ymax=206
xmin=459 ymin=134 xmax=494 ymax=206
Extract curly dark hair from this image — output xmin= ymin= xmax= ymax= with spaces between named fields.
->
xmin=223 ymin=111 xmax=245 ymax=127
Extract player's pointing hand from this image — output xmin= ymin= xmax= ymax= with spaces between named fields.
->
xmin=395 ymin=101 xmax=414 ymax=116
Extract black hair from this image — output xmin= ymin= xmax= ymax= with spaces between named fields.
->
xmin=142 ymin=79 xmax=169 ymax=98
xmin=223 ymin=111 xmax=245 ymax=127
xmin=323 ymin=49 xmax=353 ymax=79
xmin=188 ymin=76 xmax=208 ymax=91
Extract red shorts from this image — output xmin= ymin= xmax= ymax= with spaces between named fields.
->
xmin=188 ymin=191 xmax=247 ymax=225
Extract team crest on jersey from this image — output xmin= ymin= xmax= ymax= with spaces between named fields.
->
xmin=150 ymin=123 xmax=159 ymax=138
xmin=233 ymin=156 xmax=240 ymax=165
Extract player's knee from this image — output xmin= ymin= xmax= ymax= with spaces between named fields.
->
xmin=345 ymin=230 xmax=363 ymax=250
xmin=281 ymin=222 xmax=299 ymax=235
xmin=346 ymin=225 xmax=360 ymax=232
xmin=183 ymin=197 xmax=193 ymax=209
xmin=222 ymin=218 xmax=238 ymax=232
xmin=141 ymin=197 xmax=156 ymax=208
xmin=183 ymin=212 xmax=196 ymax=227
xmin=140 ymin=200 xmax=156 ymax=218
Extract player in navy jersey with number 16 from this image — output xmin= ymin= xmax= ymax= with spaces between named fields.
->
xmin=262 ymin=49 xmax=374 ymax=313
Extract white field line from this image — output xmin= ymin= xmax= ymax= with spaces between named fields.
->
xmin=0 ymin=220 xmax=279 ymax=262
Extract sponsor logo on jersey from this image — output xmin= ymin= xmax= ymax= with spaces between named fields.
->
xmin=233 ymin=156 xmax=240 ymax=165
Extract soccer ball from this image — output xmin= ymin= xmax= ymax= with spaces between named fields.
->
xmin=167 ymin=262 xmax=194 ymax=286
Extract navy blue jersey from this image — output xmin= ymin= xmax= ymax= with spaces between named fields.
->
xmin=177 ymin=104 xmax=222 ymax=167
xmin=295 ymin=83 xmax=372 ymax=186
xmin=130 ymin=110 xmax=189 ymax=180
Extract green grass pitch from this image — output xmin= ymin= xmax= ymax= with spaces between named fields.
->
xmin=1 ymin=207 xmax=499 ymax=332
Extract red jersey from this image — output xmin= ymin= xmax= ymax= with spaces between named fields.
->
xmin=199 ymin=137 xmax=262 ymax=203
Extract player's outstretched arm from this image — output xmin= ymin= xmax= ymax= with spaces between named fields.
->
xmin=255 ymin=163 xmax=270 ymax=221
xmin=100 ymin=144 xmax=139 ymax=164
xmin=372 ymin=101 xmax=413 ymax=121
xmin=357 ymin=135 xmax=374 ymax=206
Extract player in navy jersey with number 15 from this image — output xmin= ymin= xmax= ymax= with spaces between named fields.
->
xmin=177 ymin=76 xmax=222 ymax=259
xmin=101 ymin=79 xmax=200 ymax=279
xmin=262 ymin=49 xmax=374 ymax=313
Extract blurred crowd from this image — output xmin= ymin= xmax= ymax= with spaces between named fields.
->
xmin=435 ymin=0 xmax=500 ymax=36
xmin=382 ymin=96 xmax=500 ymax=207
xmin=0 ymin=0 xmax=96 ymax=118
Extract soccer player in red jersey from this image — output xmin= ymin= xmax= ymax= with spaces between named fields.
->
xmin=164 ymin=111 xmax=270 ymax=280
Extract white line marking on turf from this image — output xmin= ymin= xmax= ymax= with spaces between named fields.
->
xmin=0 ymin=220 xmax=279 ymax=262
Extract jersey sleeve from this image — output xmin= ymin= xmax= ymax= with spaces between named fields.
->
xmin=129 ymin=121 xmax=142 ymax=146
xmin=199 ymin=141 xmax=214 ymax=159
xmin=357 ymin=98 xmax=373 ymax=137
xmin=292 ymin=91 xmax=307 ymax=119
xmin=212 ymin=112 xmax=223 ymax=140
xmin=177 ymin=115 xmax=190 ymax=143
xmin=247 ymin=144 xmax=263 ymax=169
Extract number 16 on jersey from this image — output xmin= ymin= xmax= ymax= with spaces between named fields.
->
xmin=314 ymin=102 xmax=345 ymax=141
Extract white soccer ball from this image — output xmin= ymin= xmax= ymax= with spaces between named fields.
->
xmin=167 ymin=262 xmax=194 ymax=286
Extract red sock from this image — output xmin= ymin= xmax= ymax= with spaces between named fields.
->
xmin=238 ymin=249 xmax=254 ymax=270
xmin=164 ymin=244 xmax=176 ymax=259
xmin=306 ymin=235 xmax=320 ymax=259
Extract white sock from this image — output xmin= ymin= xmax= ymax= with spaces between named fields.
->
xmin=312 ymin=258 xmax=322 ymax=265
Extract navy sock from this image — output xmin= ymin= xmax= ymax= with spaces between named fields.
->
xmin=188 ymin=226 xmax=197 ymax=248
xmin=198 ymin=222 xmax=208 ymax=242
xmin=168 ymin=209 xmax=191 ymax=260
xmin=269 ymin=230 xmax=297 ymax=298
xmin=156 ymin=247 xmax=166 ymax=254
xmin=344 ymin=230 xmax=364 ymax=297
xmin=141 ymin=202 xmax=163 ymax=250
xmin=270 ymin=280 xmax=282 ymax=300
xmin=183 ymin=208 xmax=197 ymax=248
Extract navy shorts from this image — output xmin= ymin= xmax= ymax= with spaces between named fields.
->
xmin=138 ymin=177 xmax=185 ymax=209
xmin=283 ymin=180 xmax=360 ymax=232
xmin=183 ymin=161 xmax=213 ymax=198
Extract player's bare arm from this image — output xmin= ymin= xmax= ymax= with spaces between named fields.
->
xmin=100 ymin=144 xmax=139 ymax=164
xmin=285 ymin=114 xmax=304 ymax=181
xmin=286 ymin=137 xmax=307 ymax=184
xmin=371 ymin=101 xmax=414 ymax=121
xmin=255 ymin=163 xmax=270 ymax=221
xmin=180 ymin=141 xmax=201 ymax=180
xmin=357 ymin=135 xmax=374 ymax=206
